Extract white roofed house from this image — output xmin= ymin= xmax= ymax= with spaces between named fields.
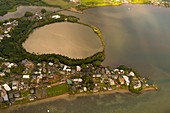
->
xmin=109 ymin=78 xmax=115 ymax=86
xmin=2 ymin=84 xmax=11 ymax=91
xmin=63 ymin=65 xmax=67 ymax=71
xmin=128 ymin=72 xmax=135 ymax=77
xmin=23 ymin=75 xmax=30 ymax=79
xmin=122 ymin=75 xmax=130 ymax=86
xmin=120 ymin=70 xmax=124 ymax=74
xmin=70 ymin=0 xmax=80 ymax=3
xmin=0 ymin=72 xmax=5 ymax=77
xmin=76 ymin=66 xmax=81 ymax=72
xmin=52 ymin=15 xmax=61 ymax=19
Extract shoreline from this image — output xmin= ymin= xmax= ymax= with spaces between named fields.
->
xmin=1 ymin=88 xmax=156 ymax=111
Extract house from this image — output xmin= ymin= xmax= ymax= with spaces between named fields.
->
xmin=93 ymin=88 xmax=98 ymax=93
xmin=4 ymin=34 xmax=11 ymax=38
xmin=48 ymin=62 xmax=53 ymax=66
xmin=92 ymin=74 xmax=102 ymax=78
xmin=109 ymin=78 xmax=115 ymax=86
xmin=14 ymin=91 xmax=21 ymax=98
xmin=66 ymin=68 xmax=71 ymax=72
xmin=30 ymin=88 xmax=36 ymax=94
xmin=52 ymin=15 xmax=61 ymax=19
xmin=112 ymin=75 xmax=119 ymax=79
xmin=114 ymin=69 xmax=120 ymax=74
xmin=108 ymin=87 xmax=112 ymax=91
xmin=2 ymin=84 xmax=11 ymax=91
xmin=8 ymin=92 xmax=15 ymax=103
xmin=118 ymin=76 xmax=125 ymax=85
xmin=21 ymin=59 xmax=34 ymax=68
xmin=128 ymin=72 xmax=135 ymax=77
xmin=7 ymin=63 xmax=17 ymax=68
xmin=0 ymin=35 xmax=4 ymax=40
xmin=0 ymin=72 xmax=5 ymax=77
xmin=70 ymin=0 xmax=80 ymax=3
xmin=83 ymin=87 xmax=87 ymax=92
xmin=63 ymin=65 xmax=67 ymax=71
xmin=105 ymin=68 xmax=110 ymax=74
xmin=66 ymin=79 xmax=73 ymax=85
xmin=133 ymin=80 xmax=142 ymax=89
xmin=122 ymin=75 xmax=130 ymax=86
xmin=76 ymin=66 xmax=81 ymax=72
xmin=23 ymin=75 xmax=30 ymax=79
xmin=72 ymin=78 xmax=83 ymax=83
xmin=3 ymin=94 xmax=9 ymax=101
xmin=120 ymin=70 xmax=124 ymax=74
xmin=12 ymin=81 xmax=19 ymax=90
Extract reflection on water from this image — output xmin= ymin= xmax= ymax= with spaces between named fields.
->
xmin=1 ymin=5 xmax=170 ymax=113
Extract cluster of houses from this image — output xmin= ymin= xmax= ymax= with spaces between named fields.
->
xmin=152 ymin=0 xmax=170 ymax=7
xmin=0 ymin=56 xmax=151 ymax=105
xmin=0 ymin=20 xmax=18 ymax=42
xmin=70 ymin=0 xmax=80 ymax=3
xmin=0 ymin=58 xmax=85 ymax=103
xmin=66 ymin=65 xmax=147 ymax=94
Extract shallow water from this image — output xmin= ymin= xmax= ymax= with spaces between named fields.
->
xmin=1 ymin=4 xmax=170 ymax=113
xmin=23 ymin=22 xmax=102 ymax=58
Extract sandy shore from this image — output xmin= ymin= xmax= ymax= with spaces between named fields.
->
xmin=23 ymin=22 xmax=103 ymax=59
xmin=1 ymin=88 xmax=156 ymax=112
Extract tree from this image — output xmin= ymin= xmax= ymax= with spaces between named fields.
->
xmin=24 ymin=11 xmax=33 ymax=17
xmin=41 ymin=9 xmax=46 ymax=14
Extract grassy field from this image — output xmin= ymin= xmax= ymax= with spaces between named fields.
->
xmin=42 ymin=0 xmax=75 ymax=8
xmin=80 ymin=0 xmax=121 ymax=7
xmin=46 ymin=84 xmax=68 ymax=97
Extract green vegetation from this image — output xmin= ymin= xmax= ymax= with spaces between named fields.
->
xmin=78 ymin=22 xmax=105 ymax=49
xmin=21 ymin=91 xmax=29 ymax=97
xmin=117 ymin=65 xmax=140 ymax=77
xmin=0 ymin=13 xmax=105 ymax=66
xmin=41 ymin=9 xmax=47 ymax=14
xmin=129 ymin=82 xmax=143 ymax=94
xmin=0 ymin=0 xmax=45 ymax=16
xmin=24 ymin=11 xmax=34 ymax=17
xmin=46 ymin=84 xmax=68 ymax=97
xmin=82 ymin=75 xmax=94 ymax=91
xmin=42 ymin=0 xmax=75 ymax=9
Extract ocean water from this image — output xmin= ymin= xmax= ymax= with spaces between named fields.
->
xmin=1 ymin=4 xmax=170 ymax=113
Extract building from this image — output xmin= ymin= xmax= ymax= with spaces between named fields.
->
xmin=118 ymin=76 xmax=125 ymax=85
xmin=0 ymin=72 xmax=5 ymax=77
xmin=52 ymin=15 xmax=61 ymax=19
xmin=23 ymin=75 xmax=30 ymax=79
xmin=122 ymin=75 xmax=130 ymax=86
xmin=70 ymin=0 xmax=80 ymax=3
xmin=2 ymin=84 xmax=11 ymax=91
xmin=129 ymin=72 xmax=135 ymax=77
xmin=12 ymin=81 xmax=19 ymax=90
xmin=76 ymin=66 xmax=81 ymax=72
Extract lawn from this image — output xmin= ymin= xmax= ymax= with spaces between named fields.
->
xmin=46 ymin=83 xmax=68 ymax=97
xmin=42 ymin=0 xmax=75 ymax=8
xmin=80 ymin=0 xmax=120 ymax=6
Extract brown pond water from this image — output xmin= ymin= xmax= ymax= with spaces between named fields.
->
xmin=23 ymin=22 xmax=103 ymax=59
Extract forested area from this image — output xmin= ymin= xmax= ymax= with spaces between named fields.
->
xmin=0 ymin=14 xmax=105 ymax=66
xmin=0 ymin=0 xmax=45 ymax=16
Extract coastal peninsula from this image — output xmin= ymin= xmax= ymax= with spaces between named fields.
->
xmin=0 ymin=8 xmax=157 ymax=109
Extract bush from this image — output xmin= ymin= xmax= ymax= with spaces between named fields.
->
xmin=24 ymin=11 xmax=33 ymax=17
xmin=41 ymin=9 xmax=46 ymax=13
